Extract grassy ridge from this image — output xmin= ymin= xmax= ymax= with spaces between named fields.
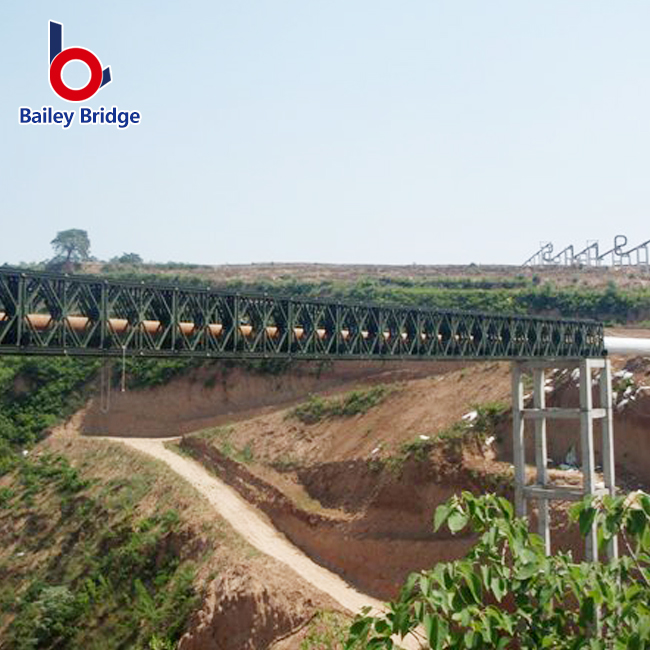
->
xmin=288 ymin=386 xmax=391 ymax=425
xmin=0 ymin=439 xmax=241 ymax=650
xmin=90 ymin=269 xmax=650 ymax=323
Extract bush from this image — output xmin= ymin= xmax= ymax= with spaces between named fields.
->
xmin=10 ymin=585 xmax=84 ymax=649
xmin=289 ymin=386 xmax=389 ymax=424
xmin=347 ymin=491 xmax=650 ymax=649
xmin=0 ymin=357 xmax=99 ymax=449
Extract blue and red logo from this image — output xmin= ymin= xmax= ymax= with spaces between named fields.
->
xmin=19 ymin=21 xmax=141 ymax=129
xmin=49 ymin=21 xmax=112 ymax=102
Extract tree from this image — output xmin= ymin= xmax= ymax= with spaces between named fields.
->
xmin=50 ymin=229 xmax=91 ymax=270
xmin=110 ymin=252 xmax=143 ymax=265
xmin=347 ymin=491 xmax=650 ymax=649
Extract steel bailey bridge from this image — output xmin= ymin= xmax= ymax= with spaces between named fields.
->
xmin=0 ymin=266 xmax=627 ymax=562
xmin=0 ymin=267 xmax=604 ymax=360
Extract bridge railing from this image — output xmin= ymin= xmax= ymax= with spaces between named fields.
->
xmin=0 ymin=267 xmax=604 ymax=360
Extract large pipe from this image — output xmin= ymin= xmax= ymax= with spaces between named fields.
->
xmin=0 ymin=312 xmax=362 ymax=341
xmin=604 ymin=337 xmax=650 ymax=356
xmin=12 ymin=312 xmax=648 ymax=352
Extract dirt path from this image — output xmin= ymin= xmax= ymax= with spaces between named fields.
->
xmin=105 ymin=437 xmax=421 ymax=649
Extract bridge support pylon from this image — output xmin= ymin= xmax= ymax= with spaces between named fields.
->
xmin=511 ymin=358 xmax=618 ymax=561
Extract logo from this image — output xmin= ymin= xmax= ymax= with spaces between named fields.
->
xmin=18 ymin=21 xmax=141 ymax=130
xmin=49 ymin=21 xmax=111 ymax=102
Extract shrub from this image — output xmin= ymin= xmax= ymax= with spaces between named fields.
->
xmin=347 ymin=491 xmax=650 ymax=649
xmin=289 ymin=386 xmax=389 ymax=424
xmin=10 ymin=585 xmax=83 ymax=649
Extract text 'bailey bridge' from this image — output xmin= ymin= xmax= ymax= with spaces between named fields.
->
xmin=0 ymin=266 xmax=645 ymax=561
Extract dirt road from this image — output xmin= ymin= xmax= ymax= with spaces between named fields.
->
xmin=108 ymin=437 xmax=421 ymax=649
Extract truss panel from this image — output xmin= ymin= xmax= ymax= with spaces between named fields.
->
xmin=0 ymin=267 xmax=605 ymax=360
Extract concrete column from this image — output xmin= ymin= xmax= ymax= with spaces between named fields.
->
xmin=599 ymin=359 xmax=618 ymax=560
xmin=511 ymin=362 xmax=526 ymax=518
xmin=579 ymin=359 xmax=598 ymax=562
xmin=533 ymin=367 xmax=550 ymax=555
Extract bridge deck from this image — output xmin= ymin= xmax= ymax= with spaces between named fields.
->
xmin=0 ymin=267 xmax=604 ymax=360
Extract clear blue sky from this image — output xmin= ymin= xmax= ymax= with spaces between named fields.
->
xmin=1 ymin=2 xmax=649 ymax=266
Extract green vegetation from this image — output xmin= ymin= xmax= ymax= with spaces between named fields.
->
xmin=14 ymin=261 xmax=650 ymax=323
xmin=0 ymin=449 xmax=208 ymax=649
xmin=346 ymin=491 xmax=650 ymax=649
xmin=301 ymin=611 xmax=350 ymax=649
xmin=42 ymin=265 xmax=650 ymax=323
xmin=220 ymin=276 xmax=650 ymax=324
xmin=125 ymin=357 xmax=294 ymax=391
xmin=109 ymin=252 xmax=143 ymax=265
xmin=0 ymin=357 xmax=100 ymax=451
xmin=48 ymin=229 xmax=91 ymax=271
xmin=123 ymin=358 xmax=200 ymax=389
xmin=289 ymin=386 xmax=391 ymax=424
xmin=195 ymin=426 xmax=255 ymax=463
xmin=391 ymin=401 xmax=509 ymax=469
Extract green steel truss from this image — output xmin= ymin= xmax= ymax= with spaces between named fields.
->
xmin=0 ymin=267 xmax=605 ymax=360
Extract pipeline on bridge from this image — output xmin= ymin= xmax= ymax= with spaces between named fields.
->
xmin=0 ymin=267 xmax=604 ymax=360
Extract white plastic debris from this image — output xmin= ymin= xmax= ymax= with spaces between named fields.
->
xmin=22 ymin=450 xmax=29 ymax=457
xmin=462 ymin=411 xmax=478 ymax=422
xmin=485 ymin=435 xmax=495 ymax=447
xmin=614 ymin=370 xmax=634 ymax=380
xmin=624 ymin=386 xmax=634 ymax=397
xmin=571 ymin=368 xmax=580 ymax=382
xmin=544 ymin=386 xmax=554 ymax=394
xmin=371 ymin=447 xmax=381 ymax=455
xmin=419 ymin=434 xmax=431 ymax=441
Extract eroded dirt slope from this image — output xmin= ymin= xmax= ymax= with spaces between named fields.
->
xmin=81 ymin=360 xmax=466 ymax=438
xmin=173 ymin=354 xmax=650 ymax=601
xmin=0 ymin=435 xmax=342 ymax=650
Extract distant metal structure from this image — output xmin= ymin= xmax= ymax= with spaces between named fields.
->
xmin=523 ymin=235 xmax=650 ymax=268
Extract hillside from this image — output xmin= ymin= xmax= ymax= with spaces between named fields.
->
xmin=1 ymin=262 xmax=649 ymax=648
xmin=71 ymin=351 xmax=650 ymax=603
xmin=56 ymin=260 xmax=650 ymax=325
xmin=0 ymin=434 xmax=343 ymax=650
xmin=81 ymin=261 xmax=650 ymax=290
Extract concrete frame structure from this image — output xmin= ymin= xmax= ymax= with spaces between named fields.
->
xmin=511 ymin=358 xmax=618 ymax=561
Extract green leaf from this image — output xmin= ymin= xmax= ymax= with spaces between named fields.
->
xmin=639 ymin=494 xmax=650 ymax=518
xmin=480 ymin=565 xmax=491 ymax=590
xmin=579 ymin=596 xmax=596 ymax=628
xmin=424 ymin=613 xmax=448 ymax=650
xmin=464 ymin=629 xmax=477 ymax=648
xmin=491 ymin=576 xmax=507 ymax=602
xmin=579 ymin=507 xmax=597 ymax=538
xmin=448 ymin=509 xmax=470 ymax=534
xmin=434 ymin=504 xmax=450 ymax=532
xmin=629 ymin=510 xmax=648 ymax=538
xmin=516 ymin=561 xmax=539 ymax=581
